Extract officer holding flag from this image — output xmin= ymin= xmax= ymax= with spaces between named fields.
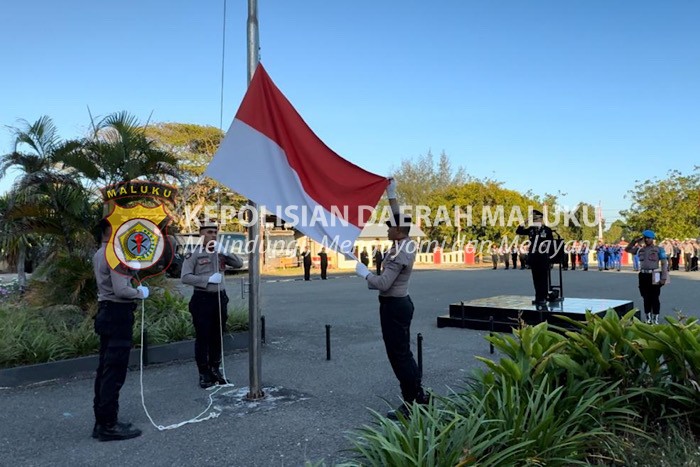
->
xmin=355 ymin=179 xmax=428 ymax=420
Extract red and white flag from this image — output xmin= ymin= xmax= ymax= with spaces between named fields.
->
xmin=205 ymin=63 xmax=388 ymax=255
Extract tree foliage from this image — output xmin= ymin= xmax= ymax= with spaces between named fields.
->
xmin=144 ymin=122 xmax=246 ymax=232
xmin=554 ymin=202 xmax=601 ymax=243
xmin=58 ymin=111 xmax=180 ymax=189
xmin=621 ymin=168 xmax=700 ymax=240
xmin=0 ymin=117 xmax=100 ymax=288
xmin=424 ymin=180 xmax=539 ymax=244
xmin=390 ymin=150 xmax=467 ymax=208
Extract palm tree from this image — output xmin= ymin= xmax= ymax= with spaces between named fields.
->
xmin=59 ymin=111 xmax=180 ymax=190
xmin=0 ymin=116 xmax=98 ymax=286
xmin=0 ymin=193 xmax=31 ymax=290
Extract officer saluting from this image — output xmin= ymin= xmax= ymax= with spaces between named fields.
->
xmin=516 ymin=209 xmax=554 ymax=307
xmin=92 ymin=218 xmax=148 ymax=441
xmin=625 ymin=230 xmax=668 ymax=324
xmin=181 ymin=221 xmax=243 ymax=388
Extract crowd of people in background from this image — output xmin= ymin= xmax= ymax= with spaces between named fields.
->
xmin=487 ymin=238 xmax=699 ymax=273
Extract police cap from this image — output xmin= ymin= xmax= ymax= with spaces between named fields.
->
xmin=199 ymin=220 xmax=219 ymax=231
xmin=385 ymin=213 xmax=412 ymax=228
xmin=642 ymin=229 xmax=656 ymax=239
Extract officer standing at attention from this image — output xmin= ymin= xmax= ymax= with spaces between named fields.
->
xmin=510 ymin=246 xmax=519 ymax=271
xmin=355 ymin=179 xmax=428 ymax=420
xmin=181 ymin=221 xmax=243 ymax=388
xmin=516 ymin=209 xmax=554 ymax=307
xmin=360 ymin=246 xmax=370 ymax=267
xmin=579 ymin=242 xmax=589 ymax=271
xmin=302 ymin=245 xmax=312 ymax=281
xmin=373 ymin=243 xmax=384 ymax=275
xmin=92 ymin=219 xmax=148 ymax=441
xmin=625 ymin=230 xmax=668 ymax=324
xmin=318 ymin=247 xmax=328 ymax=279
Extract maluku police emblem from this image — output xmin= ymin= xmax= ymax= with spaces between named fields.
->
xmin=105 ymin=204 xmax=172 ymax=276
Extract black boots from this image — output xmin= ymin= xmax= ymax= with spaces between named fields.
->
xmin=199 ymin=366 xmax=230 ymax=388
xmin=93 ymin=421 xmax=141 ymax=441
xmin=210 ymin=366 xmax=230 ymax=385
xmin=387 ymin=391 xmax=431 ymax=420
xmin=199 ymin=371 xmax=216 ymax=389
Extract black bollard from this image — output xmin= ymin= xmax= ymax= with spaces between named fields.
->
xmin=489 ymin=316 xmax=494 ymax=354
xmin=143 ymin=329 xmax=149 ymax=366
xmin=261 ymin=315 xmax=266 ymax=345
xmin=417 ymin=333 xmax=423 ymax=378
xmin=325 ymin=324 xmax=331 ymax=360
xmin=460 ymin=301 xmax=465 ymax=328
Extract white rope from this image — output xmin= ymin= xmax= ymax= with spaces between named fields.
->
xmin=137 ymin=276 xmax=231 ymax=431
xmin=216 ymin=250 xmax=236 ymax=384
xmin=135 ymin=0 xmax=235 ymax=428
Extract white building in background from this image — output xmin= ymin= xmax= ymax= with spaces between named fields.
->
xmin=298 ymin=223 xmax=426 ymax=271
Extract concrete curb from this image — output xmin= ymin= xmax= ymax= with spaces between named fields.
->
xmin=0 ymin=332 xmax=249 ymax=388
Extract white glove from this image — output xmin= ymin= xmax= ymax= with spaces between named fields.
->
xmin=208 ymin=272 xmax=223 ymax=284
xmin=386 ymin=178 xmax=397 ymax=199
xmin=355 ymin=262 xmax=370 ymax=279
xmin=136 ymin=285 xmax=149 ymax=299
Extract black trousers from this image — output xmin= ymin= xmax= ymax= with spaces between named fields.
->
xmin=529 ymin=255 xmax=550 ymax=302
xmin=93 ymin=301 xmax=136 ymax=425
xmin=379 ymin=295 xmax=423 ymax=403
xmin=303 ymin=263 xmax=311 ymax=280
xmin=189 ymin=290 xmax=229 ymax=372
xmin=638 ymin=272 xmax=661 ymax=315
xmin=320 ymin=261 xmax=328 ymax=279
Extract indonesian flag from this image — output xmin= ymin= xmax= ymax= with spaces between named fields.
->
xmin=205 ymin=63 xmax=389 ymax=255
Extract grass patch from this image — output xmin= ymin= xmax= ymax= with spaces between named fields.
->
xmin=0 ymin=288 xmax=248 ymax=368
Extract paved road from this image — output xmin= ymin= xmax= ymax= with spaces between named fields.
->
xmin=1 ymin=267 xmax=699 ymax=466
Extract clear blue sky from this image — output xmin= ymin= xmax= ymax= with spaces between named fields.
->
xmin=2 ymin=0 xmax=698 ymax=223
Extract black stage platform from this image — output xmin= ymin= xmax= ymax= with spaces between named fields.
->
xmin=437 ymin=295 xmax=636 ymax=332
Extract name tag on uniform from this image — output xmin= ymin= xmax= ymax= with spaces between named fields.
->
xmin=198 ymin=257 xmax=211 ymax=266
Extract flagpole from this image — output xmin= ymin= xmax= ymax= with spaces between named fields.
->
xmin=246 ymin=0 xmax=264 ymax=400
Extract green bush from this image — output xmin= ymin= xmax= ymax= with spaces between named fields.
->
xmin=26 ymin=251 xmax=98 ymax=312
xmin=343 ymin=310 xmax=700 ymax=466
xmin=0 ymin=288 xmax=249 ymax=368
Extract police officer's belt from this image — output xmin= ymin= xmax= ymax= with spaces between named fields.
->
xmin=640 ymin=269 xmax=656 ymax=273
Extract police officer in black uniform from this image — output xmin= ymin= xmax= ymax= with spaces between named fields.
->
xmin=181 ymin=221 xmax=243 ymax=388
xmin=92 ymin=219 xmax=148 ymax=441
xmin=302 ymin=246 xmax=312 ymax=281
xmin=373 ymin=244 xmax=384 ymax=275
xmin=516 ymin=210 xmax=554 ymax=307
xmin=318 ymin=247 xmax=328 ymax=279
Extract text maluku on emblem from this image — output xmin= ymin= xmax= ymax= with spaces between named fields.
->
xmin=101 ymin=181 xmax=176 ymax=276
